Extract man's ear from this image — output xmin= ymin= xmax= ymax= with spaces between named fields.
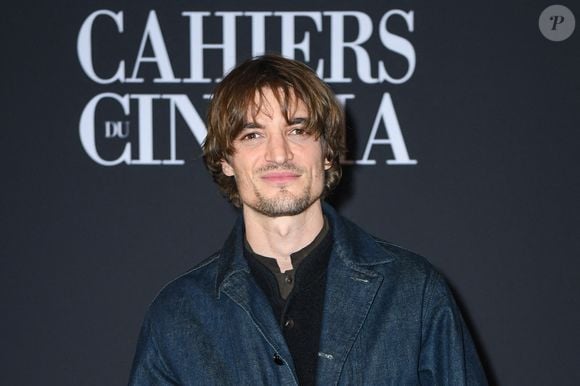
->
xmin=324 ymin=158 xmax=332 ymax=171
xmin=221 ymin=159 xmax=235 ymax=176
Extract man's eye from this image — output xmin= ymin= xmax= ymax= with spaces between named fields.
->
xmin=289 ymin=127 xmax=307 ymax=136
xmin=240 ymin=132 xmax=261 ymax=141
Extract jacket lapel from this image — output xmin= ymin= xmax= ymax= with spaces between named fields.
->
xmin=220 ymin=270 xmax=294 ymax=365
xmin=315 ymin=204 xmax=394 ymax=384
xmin=215 ymin=216 xmax=297 ymax=377
xmin=316 ymin=253 xmax=384 ymax=385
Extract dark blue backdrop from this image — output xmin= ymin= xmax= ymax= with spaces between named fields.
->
xmin=2 ymin=1 xmax=579 ymax=385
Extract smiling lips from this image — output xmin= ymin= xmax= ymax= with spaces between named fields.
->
xmin=261 ymin=171 xmax=301 ymax=184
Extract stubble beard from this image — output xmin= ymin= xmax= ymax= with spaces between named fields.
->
xmin=251 ymin=185 xmax=315 ymax=218
xmin=241 ymin=161 xmax=325 ymax=217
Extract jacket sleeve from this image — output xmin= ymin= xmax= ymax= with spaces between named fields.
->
xmin=128 ymin=312 xmax=179 ymax=386
xmin=418 ymin=271 xmax=488 ymax=385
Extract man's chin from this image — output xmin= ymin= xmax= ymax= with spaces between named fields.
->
xmin=251 ymin=194 xmax=314 ymax=218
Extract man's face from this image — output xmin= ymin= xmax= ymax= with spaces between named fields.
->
xmin=221 ymin=88 xmax=331 ymax=217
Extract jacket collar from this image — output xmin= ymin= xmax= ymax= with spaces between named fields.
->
xmin=215 ymin=214 xmax=248 ymax=298
xmin=323 ymin=202 xmax=396 ymax=267
xmin=214 ymin=203 xmax=396 ymax=297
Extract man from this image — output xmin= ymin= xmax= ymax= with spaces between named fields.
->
xmin=129 ymin=55 xmax=487 ymax=385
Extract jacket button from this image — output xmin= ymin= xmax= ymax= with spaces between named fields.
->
xmin=284 ymin=319 xmax=295 ymax=329
xmin=273 ymin=353 xmax=284 ymax=366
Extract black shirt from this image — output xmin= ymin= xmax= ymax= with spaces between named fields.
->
xmin=244 ymin=219 xmax=332 ymax=386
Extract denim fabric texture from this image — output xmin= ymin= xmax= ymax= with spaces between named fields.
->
xmin=129 ymin=204 xmax=488 ymax=385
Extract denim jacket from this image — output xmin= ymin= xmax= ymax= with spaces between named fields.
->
xmin=129 ymin=205 xmax=487 ymax=385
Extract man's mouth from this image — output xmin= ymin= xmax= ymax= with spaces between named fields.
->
xmin=261 ymin=171 xmax=301 ymax=184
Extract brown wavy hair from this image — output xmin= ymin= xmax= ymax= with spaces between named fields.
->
xmin=203 ymin=54 xmax=346 ymax=207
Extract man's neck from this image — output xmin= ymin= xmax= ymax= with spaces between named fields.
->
xmin=243 ymin=200 xmax=325 ymax=272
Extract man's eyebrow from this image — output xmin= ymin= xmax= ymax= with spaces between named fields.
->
xmin=289 ymin=117 xmax=308 ymax=125
xmin=242 ymin=121 xmax=263 ymax=129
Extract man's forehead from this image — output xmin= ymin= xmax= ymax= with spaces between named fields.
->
xmin=245 ymin=88 xmax=309 ymax=121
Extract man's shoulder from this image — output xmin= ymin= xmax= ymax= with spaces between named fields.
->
xmin=356 ymin=236 xmax=453 ymax=308
xmin=146 ymin=251 xmax=224 ymax=312
xmin=369 ymin=236 xmax=439 ymax=278
xmin=332 ymin=210 xmax=436 ymax=277
xmin=373 ymin=237 xmax=432 ymax=267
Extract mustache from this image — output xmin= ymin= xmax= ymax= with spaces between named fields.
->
xmin=256 ymin=162 xmax=303 ymax=174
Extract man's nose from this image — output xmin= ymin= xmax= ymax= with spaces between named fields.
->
xmin=265 ymin=132 xmax=294 ymax=164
